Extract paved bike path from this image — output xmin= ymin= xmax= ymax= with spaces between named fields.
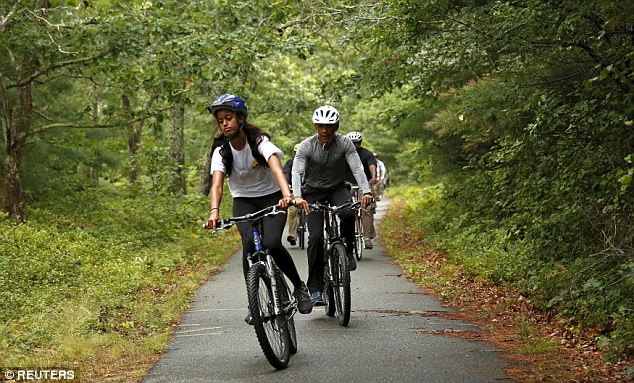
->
xmin=142 ymin=198 xmax=510 ymax=382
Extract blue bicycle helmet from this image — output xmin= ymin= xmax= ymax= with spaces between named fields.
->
xmin=207 ymin=94 xmax=248 ymax=118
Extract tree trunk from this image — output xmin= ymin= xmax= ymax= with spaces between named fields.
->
xmin=0 ymin=80 xmax=30 ymax=220
xmin=123 ymin=93 xmax=155 ymax=184
xmin=91 ymin=85 xmax=100 ymax=183
xmin=168 ymin=103 xmax=186 ymax=194
xmin=196 ymin=147 xmax=212 ymax=195
xmin=122 ymin=94 xmax=140 ymax=183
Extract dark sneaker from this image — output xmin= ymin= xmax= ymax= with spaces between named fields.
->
xmin=244 ymin=311 xmax=254 ymax=325
xmin=287 ymin=235 xmax=296 ymax=246
xmin=310 ymin=291 xmax=324 ymax=307
xmin=347 ymin=251 xmax=357 ymax=271
xmin=364 ymin=238 xmax=373 ymax=249
xmin=293 ymin=283 xmax=313 ymax=314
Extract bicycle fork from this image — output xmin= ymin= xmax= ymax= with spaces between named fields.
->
xmin=325 ymin=239 xmax=341 ymax=286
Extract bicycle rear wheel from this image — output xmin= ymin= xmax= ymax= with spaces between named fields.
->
xmin=246 ymin=263 xmax=291 ymax=369
xmin=332 ymin=242 xmax=351 ymax=326
xmin=354 ymin=214 xmax=364 ymax=261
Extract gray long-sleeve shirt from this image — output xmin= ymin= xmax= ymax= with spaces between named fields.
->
xmin=291 ymin=133 xmax=372 ymax=197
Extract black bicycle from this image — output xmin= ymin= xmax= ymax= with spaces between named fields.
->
xmin=206 ymin=205 xmax=297 ymax=369
xmin=308 ymin=200 xmax=360 ymax=326
xmin=349 ymin=185 xmax=364 ymax=261
xmin=297 ymin=208 xmax=306 ymax=249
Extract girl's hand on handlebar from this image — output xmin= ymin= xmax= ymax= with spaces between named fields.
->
xmin=205 ymin=210 xmax=220 ymax=231
xmin=278 ymin=195 xmax=294 ymax=208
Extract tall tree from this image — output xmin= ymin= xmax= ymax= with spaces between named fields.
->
xmin=0 ymin=1 xmax=113 ymax=219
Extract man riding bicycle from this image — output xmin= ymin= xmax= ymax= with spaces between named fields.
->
xmin=291 ymin=105 xmax=373 ymax=305
xmin=345 ymin=131 xmax=378 ymax=249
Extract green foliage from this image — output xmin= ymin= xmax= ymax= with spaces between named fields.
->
xmin=357 ymin=0 xmax=634 ymax=360
xmin=0 ymin=182 xmax=239 ymax=367
xmin=404 ymin=77 xmax=634 ymax=358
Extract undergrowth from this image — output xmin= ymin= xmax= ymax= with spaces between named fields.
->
xmin=0 ymin=183 xmax=240 ymax=381
xmin=385 ymin=185 xmax=634 ymax=362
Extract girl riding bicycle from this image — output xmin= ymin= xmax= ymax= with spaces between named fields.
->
xmin=204 ymin=94 xmax=312 ymax=318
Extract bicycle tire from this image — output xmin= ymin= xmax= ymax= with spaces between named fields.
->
xmin=354 ymin=214 xmax=364 ymax=261
xmin=246 ymin=263 xmax=291 ymax=369
xmin=332 ymin=242 xmax=351 ymax=326
xmin=323 ymin=255 xmax=336 ymax=317
xmin=278 ymin=275 xmax=297 ymax=355
xmin=298 ymin=211 xmax=306 ymax=249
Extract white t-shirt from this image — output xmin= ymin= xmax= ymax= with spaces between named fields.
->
xmin=210 ymin=136 xmax=284 ymax=198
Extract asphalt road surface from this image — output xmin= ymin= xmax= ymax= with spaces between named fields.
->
xmin=143 ymin=198 xmax=510 ymax=382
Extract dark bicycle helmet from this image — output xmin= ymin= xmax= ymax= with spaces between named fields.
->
xmin=207 ymin=94 xmax=248 ymax=118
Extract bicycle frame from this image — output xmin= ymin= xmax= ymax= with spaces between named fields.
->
xmin=349 ymin=185 xmax=364 ymax=260
xmin=310 ymin=201 xmax=354 ymax=257
xmin=297 ymin=208 xmax=307 ymax=249
xmin=214 ymin=206 xmax=295 ymax=318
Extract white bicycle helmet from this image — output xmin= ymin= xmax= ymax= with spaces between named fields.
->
xmin=347 ymin=131 xmax=362 ymax=143
xmin=312 ymin=105 xmax=340 ymax=124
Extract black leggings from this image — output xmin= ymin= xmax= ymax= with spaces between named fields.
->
xmin=304 ymin=186 xmax=354 ymax=292
xmin=233 ymin=191 xmax=302 ymax=289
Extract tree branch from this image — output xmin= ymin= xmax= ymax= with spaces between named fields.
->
xmin=22 ymin=106 xmax=173 ymax=139
xmin=0 ymin=0 xmax=20 ymax=30
xmin=9 ymin=51 xmax=109 ymax=89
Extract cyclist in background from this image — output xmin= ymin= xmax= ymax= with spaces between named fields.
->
xmin=204 ymin=94 xmax=312 ymax=319
xmin=345 ymin=131 xmax=378 ymax=249
xmin=283 ymin=144 xmax=300 ymax=246
xmin=291 ymin=105 xmax=373 ymax=305
xmin=374 ymin=153 xmax=387 ymax=200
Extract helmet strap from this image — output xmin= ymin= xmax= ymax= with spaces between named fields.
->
xmin=224 ymin=123 xmax=244 ymax=142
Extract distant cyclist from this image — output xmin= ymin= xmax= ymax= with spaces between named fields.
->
xmin=374 ymin=153 xmax=387 ymax=200
xmin=291 ymin=105 xmax=373 ymax=305
xmin=283 ymin=144 xmax=300 ymax=246
xmin=345 ymin=131 xmax=378 ymax=249
xmin=204 ymin=94 xmax=312 ymax=319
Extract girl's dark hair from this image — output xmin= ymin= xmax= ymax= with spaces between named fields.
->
xmin=211 ymin=116 xmax=270 ymax=177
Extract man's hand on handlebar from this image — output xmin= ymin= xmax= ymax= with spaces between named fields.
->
xmin=361 ymin=193 xmax=373 ymax=210
xmin=294 ymin=196 xmax=310 ymax=214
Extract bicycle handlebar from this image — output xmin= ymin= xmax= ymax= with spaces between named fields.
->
xmin=307 ymin=200 xmax=361 ymax=214
xmin=202 ymin=204 xmax=286 ymax=231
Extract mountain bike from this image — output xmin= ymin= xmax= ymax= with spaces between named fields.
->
xmin=297 ymin=208 xmax=306 ymax=249
xmin=350 ymin=185 xmax=364 ymax=261
xmin=206 ymin=205 xmax=297 ymax=369
xmin=308 ymin=200 xmax=360 ymax=326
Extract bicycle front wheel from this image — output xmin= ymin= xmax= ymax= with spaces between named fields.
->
xmin=354 ymin=214 xmax=364 ymax=261
xmin=332 ymin=242 xmax=351 ymax=326
xmin=298 ymin=212 xmax=306 ymax=249
xmin=246 ymin=263 xmax=291 ymax=369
